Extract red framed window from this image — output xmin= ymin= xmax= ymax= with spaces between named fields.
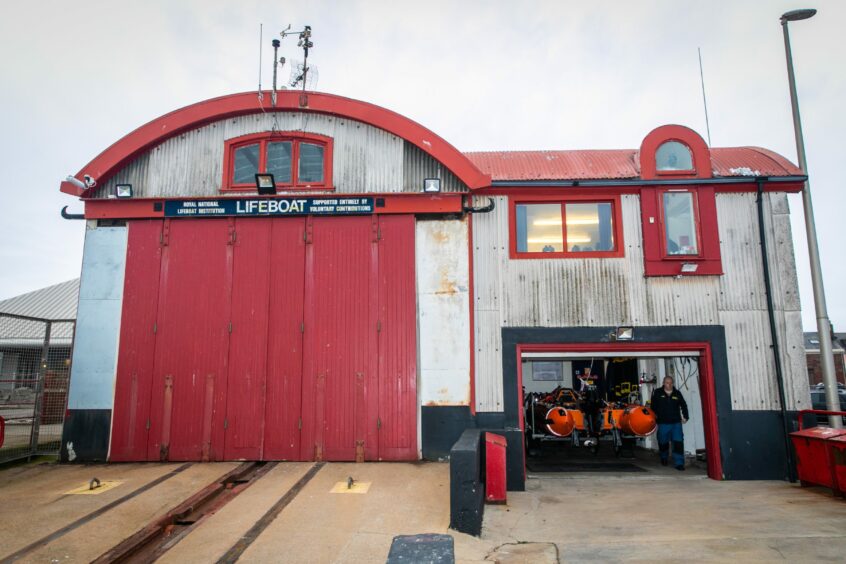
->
xmin=641 ymin=186 xmax=722 ymax=276
xmin=659 ymin=189 xmax=702 ymax=257
xmin=509 ymin=195 xmax=624 ymax=259
xmin=222 ymin=132 xmax=333 ymax=191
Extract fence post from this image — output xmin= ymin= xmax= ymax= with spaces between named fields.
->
xmin=29 ymin=320 xmax=51 ymax=458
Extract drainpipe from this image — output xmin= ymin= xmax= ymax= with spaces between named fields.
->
xmin=463 ymin=197 xmax=495 ymax=214
xmin=756 ymin=178 xmax=796 ymax=482
xmin=60 ymin=206 xmax=85 ymax=220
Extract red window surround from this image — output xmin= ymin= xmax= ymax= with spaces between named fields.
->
xmin=639 ymin=125 xmax=721 ymax=276
xmin=221 ymin=131 xmax=334 ymax=192
xmin=640 ymin=186 xmax=722 ymax=276
xmin=508 ymin=194 xmax=625 ymax=259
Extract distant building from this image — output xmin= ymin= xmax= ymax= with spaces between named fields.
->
xmin=804 ymin=332 xmax=846 ymax=386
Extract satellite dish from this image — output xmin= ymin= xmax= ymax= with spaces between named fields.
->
xmin=289 ymin=61 xmax=319 ymax=89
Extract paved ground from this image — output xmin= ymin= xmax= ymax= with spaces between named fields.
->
xmin=1 ymin=457 xmax=845 ymax=563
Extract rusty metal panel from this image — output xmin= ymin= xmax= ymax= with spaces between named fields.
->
xmin=474 ymin=310 xmax=503 ymax=412
xmin=147 ymin=219 xmax=232 ymax=461
xmin=719 ymin=309 xmax=781 ymax=410
xmin=223 ymin=218 xmax=271 ymax=460
xmin=263 ymin=217 xmax=306 ymax=460
xmin=97 ymin=112 xmax=405 ymax=198
xmin=403 ymin=143 xmax=468 ymax=193
xmin=416 ymin=219 xmax=470 ymax=407
xmin=110 ymin=220 xmax=162 ymax=461
xmin=377 ymin=215 xmax=418 ymax=460
xmin=301 ymin=216 xmax=376 ymax=461
xmin=716 ymin=193 xmax=767 ymax=312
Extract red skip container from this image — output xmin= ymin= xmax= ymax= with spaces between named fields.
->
xmin=485 ymin=432 xmax=507 ymax=504
xmin=791 ymin=410 xmax=846 ymax=493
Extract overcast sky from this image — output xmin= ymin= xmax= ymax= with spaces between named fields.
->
xmin=1 ymin=0 xmax=843 ymax=330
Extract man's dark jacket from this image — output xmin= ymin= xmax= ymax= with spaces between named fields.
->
xmin=650 ymin=387 xmax=689 ymax=424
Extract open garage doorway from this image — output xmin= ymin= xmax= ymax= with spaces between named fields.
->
xmin=517 ymin=343 xmax=722 ymax=480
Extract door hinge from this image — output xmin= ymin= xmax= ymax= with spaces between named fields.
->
xmin=153 ymin=322 xmax=157 ymax=334
xmin=224 ymin=418 xmax=229 ymax=429
xmin=300 ymin=321 xmax=305 ymax=333
xmin=298 ymin=417 xmax=303 ymax=430
xmin=228 ymin=321 xmax=233 ymax=333
xmin=377 ymin=417 xmax=382 ymax=430
xmin=145 ymin=418 xmax=151 ymax=431
xmin=377 ymin=320 xmax=382 ymax=332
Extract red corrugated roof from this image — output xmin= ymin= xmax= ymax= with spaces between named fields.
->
xmin=463 ymin=147 xmax=802 ymax=182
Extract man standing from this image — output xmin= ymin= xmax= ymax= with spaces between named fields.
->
xmin=650 ymin=375 xmax=689 ymax=470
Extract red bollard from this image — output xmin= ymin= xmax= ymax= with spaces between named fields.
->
xmin=485 ymin=432 xmax=507 ymax=504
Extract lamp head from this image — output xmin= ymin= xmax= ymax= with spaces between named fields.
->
xmin=781 ymin=9 xmax=817 ymax=24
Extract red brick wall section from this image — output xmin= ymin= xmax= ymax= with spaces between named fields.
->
xmin=806 ymin=352 xmax=846 ymax=386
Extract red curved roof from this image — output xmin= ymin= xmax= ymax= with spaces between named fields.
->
xmin=61 ymin=90 xmax=491 ymax=197
xmin=464 ymin=147 xmax=802 ymax=182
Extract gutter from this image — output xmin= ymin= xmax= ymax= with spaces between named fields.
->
xmin=756 ymin=177 xmax=797 ymax=482
xmin=490 ymin=175 xmax=807 ymax=188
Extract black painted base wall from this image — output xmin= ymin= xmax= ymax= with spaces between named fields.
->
xmin=60 ymin=409 xmax=111 ymax=462
xmin=425 ymin=324 xmax=802 ymax=487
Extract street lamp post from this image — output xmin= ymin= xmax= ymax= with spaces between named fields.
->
xmin=780 ymin=8 xmax=842 ymax=428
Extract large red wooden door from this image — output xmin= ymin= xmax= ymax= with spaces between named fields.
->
xmin=110 ymin=220 xmax=162 ymax=461
xmin=300 ymin=216 xmax=377 ymax=461
xmin=376 ymin=215 xmax=418 ymax=460
xmin=224 ymin=218 xmax=271 ymax=460
xmin=147 ymin=219 xmax=232 ymax=461
xmin=263 ymin=217 xmax=307 ymax=460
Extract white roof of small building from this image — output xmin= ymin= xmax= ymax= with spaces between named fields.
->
xmin=0 ymin=279 xmax=79 ymax=321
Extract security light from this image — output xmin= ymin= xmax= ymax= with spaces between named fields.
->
xmin=255 ymin=173 xmax=277 ymax=195
xmin=423 ymin=178 xmax=441 ymax=193
xmin=680 ymin=262 xmax=699 ymax=273
xmin=615 ymin=327 xmax=634 ymax=341
xmin=781 ymin=9 xmax=816 ymax=23
xmin=115 ymin=184 xmax=133 ymax=198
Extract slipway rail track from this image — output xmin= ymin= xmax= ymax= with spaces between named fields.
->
xmin=0 ymin=461 xmax=326 ymax=564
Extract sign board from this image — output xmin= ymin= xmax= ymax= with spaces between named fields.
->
xmin=164 ymin=197 xmax=374 ymax=218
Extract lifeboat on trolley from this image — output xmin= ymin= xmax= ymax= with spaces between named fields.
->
xmin=618 ymin=404 xmax=658 ymax=437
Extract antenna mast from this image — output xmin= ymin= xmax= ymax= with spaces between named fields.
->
xmin=282 ymin=25 xmax=314 ymax=107
xmin=698 ymin=47 xmax=712 ymax=146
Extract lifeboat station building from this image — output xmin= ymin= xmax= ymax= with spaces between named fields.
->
xmin=60 ymin=91 xmax=810 ymax=488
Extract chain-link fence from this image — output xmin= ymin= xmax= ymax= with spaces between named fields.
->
xmin=0 ymin=313 xmax=74 ymax=464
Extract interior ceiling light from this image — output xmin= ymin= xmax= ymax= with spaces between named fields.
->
xmin=533 ymin=218 xmax=600 ymax=226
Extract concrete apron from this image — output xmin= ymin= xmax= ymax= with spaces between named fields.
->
xmin=4 ymin=460 xmax=846 ymax=563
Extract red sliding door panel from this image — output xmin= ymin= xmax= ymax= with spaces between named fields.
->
xmin=147 ymin=219 xmax=233 ymax=461
xmin=110 ymin=220 xmax=163 ymax=461
xmin=301 ymin=216 xmax=376 ymax=461
xmin=263 ymin=217 xmax=307 ymax=460
xmin=224 ymin=219 xmax=271 ymax=460
xmin=377 ymin=215 xmax=418 ymax=460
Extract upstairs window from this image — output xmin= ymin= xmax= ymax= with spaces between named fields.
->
xmin=662 ymin=191 xmax=699 ymax=256
xmin=511 ymin=197 xmax=623 ymax=259
xmin=223 ymin=132 xmax=333 ymax=191
xmin=655 ymin=141 xmax=694 ymax=172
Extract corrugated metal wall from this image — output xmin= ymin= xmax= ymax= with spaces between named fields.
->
xmin=96 ymin=112 xmax=468 ymax=198
xmin=472 ymin=193 xmax=809 ymax=413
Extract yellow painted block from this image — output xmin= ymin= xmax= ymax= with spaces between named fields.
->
xmin=64 ymin=480 xmax=123 ymax=495
xmin=329 ymin=481 xmax=371 ymax=494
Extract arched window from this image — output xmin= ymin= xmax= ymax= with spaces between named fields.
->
xmin=655 ymin=141 xmax=694 ymax=172
xmin=222 ymin=132 xmax=333 ymax=191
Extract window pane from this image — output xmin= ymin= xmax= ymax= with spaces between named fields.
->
xmin=233 ymin=144 xmax=260 ymax=184
xmin=656 ymin=141 xmax=693 ymax=171
xmin=515 ymin=203 xmax=563 ymax=253
xmin=565 ymin=202 xmax=614 ymax=252
xmin=267 ymin=141 xmax=292 ymax=183
xmin=663 ymin=192 xmax=699 ymax=255
xmin=298 ymin=143 xmax=325 ymax=183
